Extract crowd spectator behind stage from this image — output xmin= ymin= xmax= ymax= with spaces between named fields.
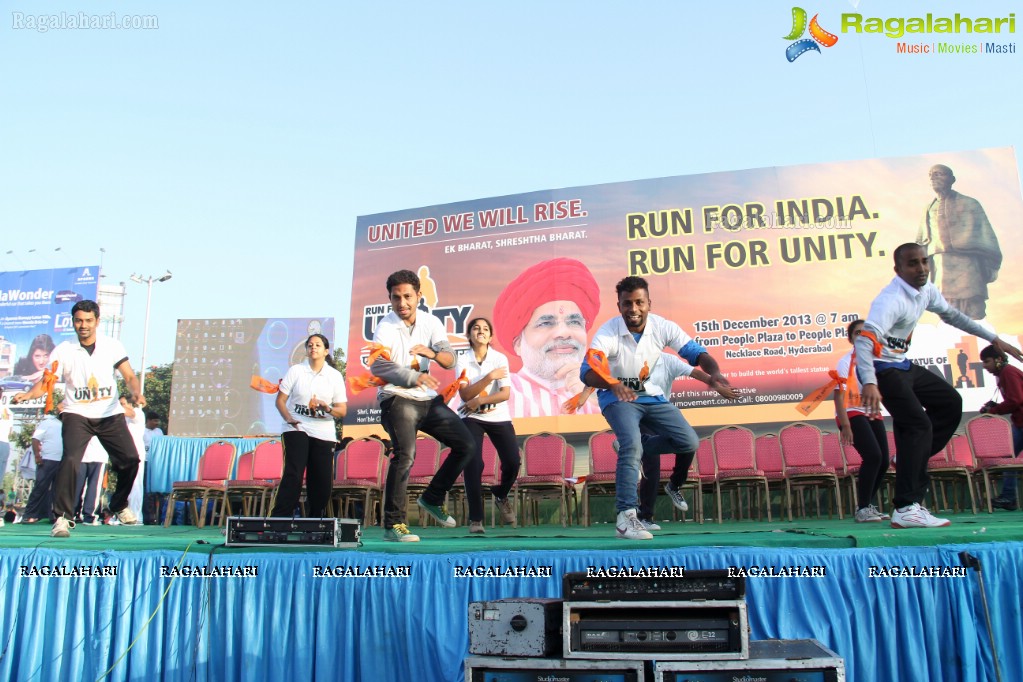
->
xmin=76 ymin=437 xmax=108 ymax=525
xmin=12 ymin=334 xmax=56 ymax=383
xmin=21 ymin=412 xmax=63 ymax=524
xmin=121 ymin=397 xmax=147 ymax=523
xmin=979 ymin=344 xmax=1023 ymax=511
xmin=493 ymin=258 xmax=601 ymax=418
xmin=144 ymin=413 xmax=163 ymax=452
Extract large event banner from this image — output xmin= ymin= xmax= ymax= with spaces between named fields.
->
xmin=345 ymin=148 xmax=1023 ymax=436
xmin=0 ymin=266 xmax=99 ymax=417
xmin=169 ymin=317 xmax=334 ymax=437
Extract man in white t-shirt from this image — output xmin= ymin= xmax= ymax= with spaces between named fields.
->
xmin=14 ymin=300 xmax=144 ymax=538
xmin=370 ymin=269 xmax=475 ymax=542
xmin=22 ymin=413 xmax=63 ymax=523
xmin=856 ymin=243 xmax=1022 ymax=528
xmin=582 ymin=276 xmax=732 ymax=540
xmin=143 ymin=413 xmax=163 ymax=453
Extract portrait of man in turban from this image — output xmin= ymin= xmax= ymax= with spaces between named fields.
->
xmin=492 ymin=258 xmax=602 ymax=418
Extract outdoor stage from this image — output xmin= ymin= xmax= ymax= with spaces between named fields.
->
xmin=0 ymin=514 xmax=1020 ymax=682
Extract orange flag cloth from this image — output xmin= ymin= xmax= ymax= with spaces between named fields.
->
xmin=562 ymin=387 xmax=594 ymax=414
xmin=41 ymin=362 xmax=59 ymax=413
xmin=796 ymin=353 xmax=861 ymax=417
xmin=250 ymin=376 xmax=281 ymax=394
xmin=348 ymin=375 xmax=386 ymax=394
xmin=348 ymin=343 xmax=393 ymax=394
xmin=441 ymin=369 xmax=470 ymax=403
xmin=585 ymin=349 xmax=619 ymax=386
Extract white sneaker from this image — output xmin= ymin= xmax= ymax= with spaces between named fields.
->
xmin=51 ymin=516 xmax=75 ymax=538
xmin=616 ymin=509 xmax=653 ymax=540
xmin=855 ymin=506 xmax=884 ymax=523
xmin=867 ymin=504 xmax=890 ymax=520
xmin=115 ymin=507 xmax=139 ymax=525
xmin=664 ymin=482 xmax=689 ymax=512
xmin=639 ymin=519 xmax=661 ymax=531
xmin=890 ymin=503 xmax=950 ymax=528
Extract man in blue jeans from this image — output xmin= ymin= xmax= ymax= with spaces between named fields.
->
xmin=978 ymin=344 xmax=1023 ymax=510
xmin=582 ymin=276 xmax=732 ymax=540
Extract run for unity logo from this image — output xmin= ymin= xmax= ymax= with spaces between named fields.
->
xmin=784 ymin=7 xmax=839 ymax=61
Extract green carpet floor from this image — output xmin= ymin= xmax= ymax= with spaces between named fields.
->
xmin=1 ymin=510 xmax=1019 ymax=555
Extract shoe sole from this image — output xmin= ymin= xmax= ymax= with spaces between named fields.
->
xmin=615 ymin=532 xmax=653 ymax=540
xmin=384 ymin=536 xmax=420 ymax=542
xmin=890 ymin=519 xmax=951 ymax=528
xmin=416 ymin=500 xmax=456 ymax=527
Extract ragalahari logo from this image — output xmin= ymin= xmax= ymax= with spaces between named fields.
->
xmin=784 ymin=7 xmax=839 ymax=61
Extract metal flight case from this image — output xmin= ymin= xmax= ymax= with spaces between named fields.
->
xmin=652 ymin=639 xmax=845 ymax=682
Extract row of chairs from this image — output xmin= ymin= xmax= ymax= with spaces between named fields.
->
xmin=162 ymin=414 xmax=1021 ymax=529
xmin=677 ymin=414 xmax=1021 ymax=523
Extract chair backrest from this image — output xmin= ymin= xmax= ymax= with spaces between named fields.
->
xmin=588 ymin=430 xmax=618 ymax=476
xmin=660 ymin=447 xmax=698 ymax=477
xmin=778 ymin=422 xmax=825 ymax=467
xmin=480 ymin=435 xmax=499 ymax=485
xmin=948 ymin=433 xmax=974 ymax=467
xmin=232 ymin=450 xmax=255 ymax=481
xmin=522 ymin=432 xmax=568 ymax=477
xmin=251 ymin=439 xmax=284 ymax=479
xmin=410 ymin=436 xmax=442 ymax=477
xmin=343 ymin=437 xmax=386 ymax=482
xmin=821 ymin=432 xmax=847 ymax=475
xmin=197 ymin=441 xmax=237 ymax=481
xmin=711 ymin=425 xmax=756 ymax=473
xmin=695 ymin=437 xmax=715 ymax=477
xmin=885 ymin=429 xmax=897 ymax=466
xmin=754 ymin=433 xmax=784 ymax=475
xmin=966 ymin=414 xmax=1015 ymax=462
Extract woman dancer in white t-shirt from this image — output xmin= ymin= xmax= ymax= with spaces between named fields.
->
xmin=456 ymin=317 xmax=520 ymax=534
xmin=271 ymin=334 xmax=347 ymax=517
xmin=835 ymin=319 xmax=890 ymax=523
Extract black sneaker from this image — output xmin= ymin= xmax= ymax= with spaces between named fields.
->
xmin=991 ymin=497 xmax=1019 ymax=511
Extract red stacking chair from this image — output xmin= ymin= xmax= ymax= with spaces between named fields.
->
xmin=518 ymin=432 xmax=577 ymax=527
xmin=966 ymin=415 xmax=1023 ymax=513
xmin=822 ymin=432 xmax=858 ymax=516
xmin=712 ymin=425 xmax=770 ymax=523
xmin=407 ymin=435 xmax=442 ymax=526
xmin=694 ymin=437 xmax=717 ymax=522
xmin=927 ymin=433 xmax=977 ymax=514
xmin=778 ymin=422 xmax=844 ymax=520
xmin=332 ymin=437 xmax=387 ymax=525
xmin=754 ymin=433 xmax=789 ymax=521
xmin=583 ymin=430 xmax=617 ymax=526
xmin=164 ymin=441 xmax=237 ymax=528
xmin=225 ymin=439 xmax=284 ymax=517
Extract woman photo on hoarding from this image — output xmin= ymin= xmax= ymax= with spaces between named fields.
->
xmin=13 ymin=334 xmax=55 ymax=383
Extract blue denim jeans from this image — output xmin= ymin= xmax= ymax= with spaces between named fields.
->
xmin=998 ymin=423 xmax=1023 ymax=499
xmin=601 ymin=400 xmax=699 ymax=513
